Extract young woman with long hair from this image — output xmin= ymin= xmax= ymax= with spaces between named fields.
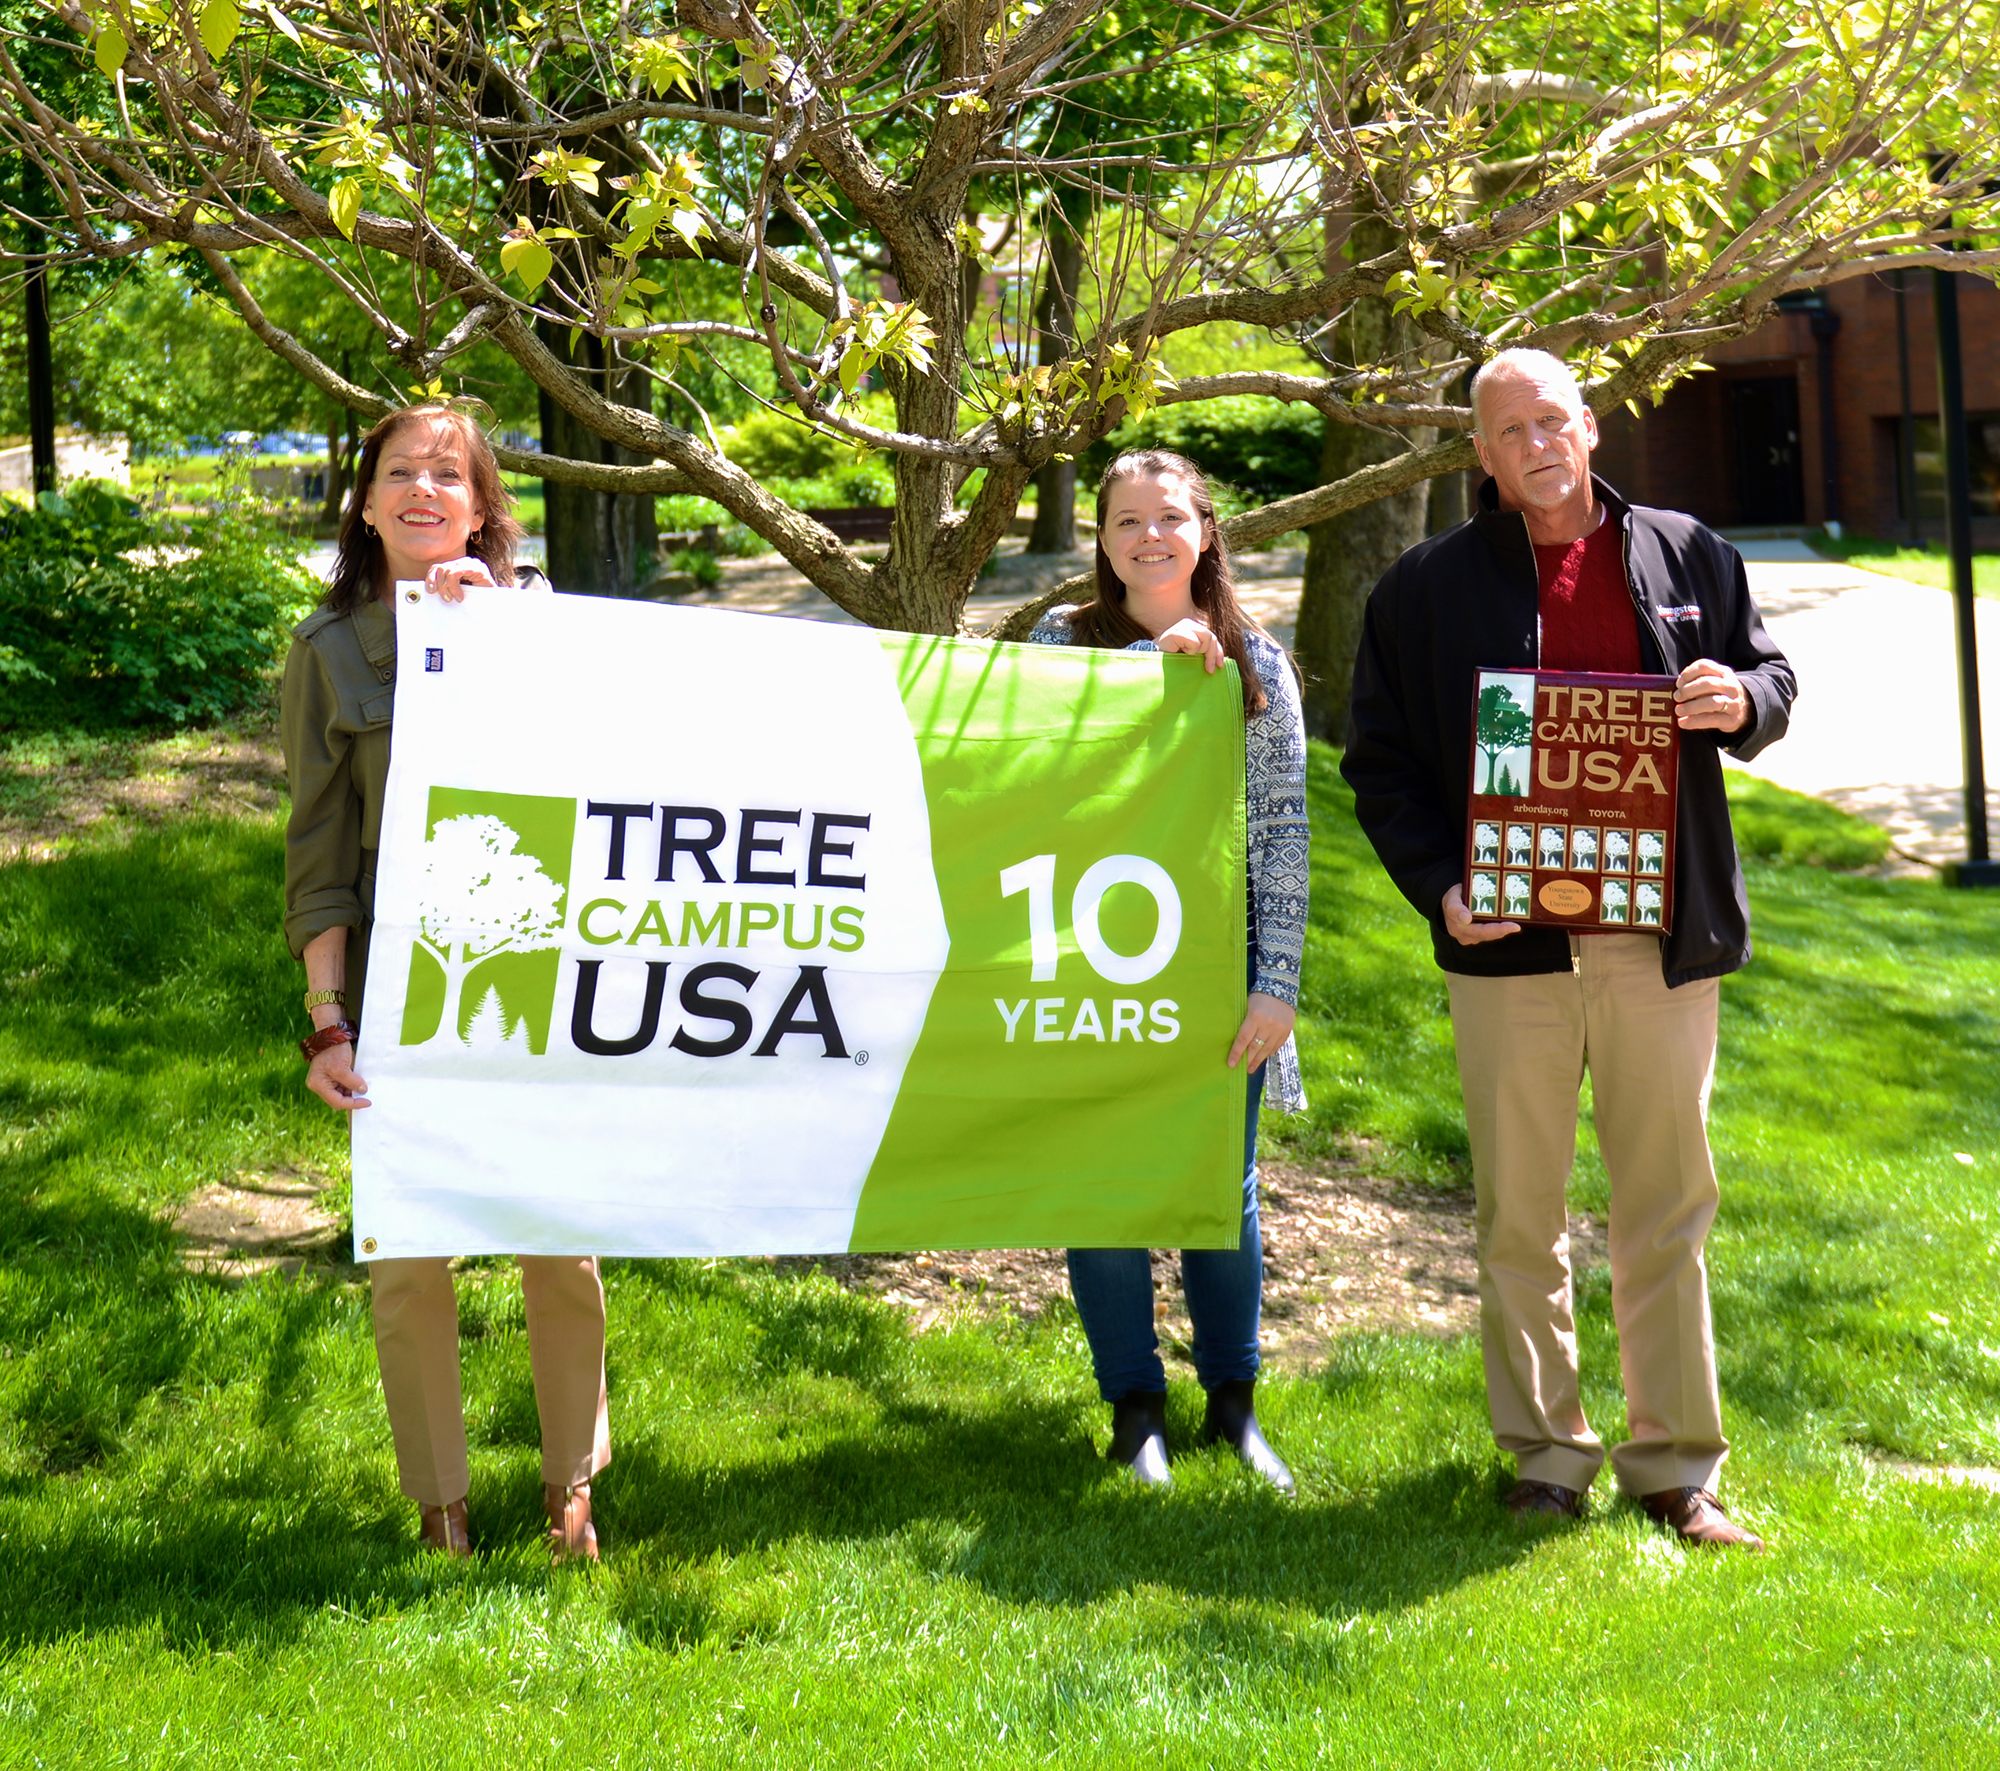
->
xmin=1029 ymin=449 xmax=1310 ymax=1493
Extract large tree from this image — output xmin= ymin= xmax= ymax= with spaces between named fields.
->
xmin=4 ymin=0 xmax=1998 ymax=640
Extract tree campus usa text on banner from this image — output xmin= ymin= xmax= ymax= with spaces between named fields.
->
xmin=350 ymin=588 xmax=1248 ymax=1259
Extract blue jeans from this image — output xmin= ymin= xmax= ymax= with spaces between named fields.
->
xmin=1066 ymin=1060 xmax=1266 ymax=1401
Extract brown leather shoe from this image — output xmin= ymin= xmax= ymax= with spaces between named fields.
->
xmin=1641 ymin=1486 xmax=1763 ymax=1549
xmin=1503 ymin=1478 xmax=1587 ymax=1519
xmin=546 ymin=1481 xmax=600 ymax=1563
xmin=418 ymin=1497 xmax=471 ymax=1558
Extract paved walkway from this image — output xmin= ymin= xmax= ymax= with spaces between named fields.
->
xmin=310 ymin=533 xmax=2000 ymax=867
xmin=1720 ymin=541 xmax=2000 ymax=868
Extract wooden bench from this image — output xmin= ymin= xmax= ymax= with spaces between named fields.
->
xmin=803 ymin=506 xmax=895 ymax=542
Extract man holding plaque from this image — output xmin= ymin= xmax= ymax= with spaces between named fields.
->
xmin=1342 ymin=347 xmax=1795 ymax=1548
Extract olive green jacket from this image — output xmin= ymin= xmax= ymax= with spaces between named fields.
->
xmin=280 ymin=596 xmax=398 ymax=1014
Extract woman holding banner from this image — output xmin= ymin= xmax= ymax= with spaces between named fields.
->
xmin=1031 ymin=450 xmax=1309 ymax=1493
xmin=280 ymin=404 xmax=612 ymax=1560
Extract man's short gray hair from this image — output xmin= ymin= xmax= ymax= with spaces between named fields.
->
xmin=1469 ymin=348 xmax=1586 ymax=436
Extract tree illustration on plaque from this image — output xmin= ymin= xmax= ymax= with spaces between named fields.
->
xmin=1474 ymin=682 xmax=1534 ymax=796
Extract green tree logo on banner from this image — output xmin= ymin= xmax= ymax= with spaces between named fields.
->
xmin=398 ymin=789 xmax=576 ymax=1051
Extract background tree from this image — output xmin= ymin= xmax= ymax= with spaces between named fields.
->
xmin=3 ymin=0 xmax=1997 ymax=640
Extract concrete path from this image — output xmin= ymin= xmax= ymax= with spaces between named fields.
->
xmin=1720 ymin=540 xmax=2000 ymax=868
xmin=307 ymin=530 xmax=2000 ymax=867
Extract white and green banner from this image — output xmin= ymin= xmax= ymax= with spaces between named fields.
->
xmin=350 ymin=587 xmax=1247 ymax=1258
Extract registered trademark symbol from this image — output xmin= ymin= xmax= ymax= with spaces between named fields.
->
xmin=854 ymin=1050 xmax=869 ymax=1066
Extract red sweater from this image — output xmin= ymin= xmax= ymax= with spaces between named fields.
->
xmin=1534 ymin=513 xmax=1642 ymax=673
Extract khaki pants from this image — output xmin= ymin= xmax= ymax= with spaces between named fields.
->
xmin=369 ymin=1255 xmax=612 ymax=1507
xmin=1446 ymin=933 xmax=1727 ymax=1497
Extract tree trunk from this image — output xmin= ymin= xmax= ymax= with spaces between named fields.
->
xmin=536 ymin=327 xmax=660 ymax=597
xmin=320 ymin=419 xmax=343 ymax=527
xmin=1292 ymin=214 xmax=1437 ymax=741
xmin=1427 ymin=466 xmax=1469 ymax=534
xmin=878 ymin=188 xmax=984 ymax=634
xmin=320 ymin=415 xmax=350 ymax=528
xmin=1026 ymin=217 xmax=1084 ymax=555
xmin=1295 ymin=424 xmax=1433 ymax=740
xmin=422 ymin=941 xmax=478 ymax=1047
xmin=24 ymin=257 xmax=57 ymax=498
xmin=321 ymin=356 xmax=359 ymax=527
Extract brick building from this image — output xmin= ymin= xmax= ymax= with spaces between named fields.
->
xmin=1591 ymin=270 xmax=2000 ymax=542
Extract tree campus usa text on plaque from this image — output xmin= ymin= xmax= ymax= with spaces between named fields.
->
xmin=1463 ymin=669 xmax=1682 ymax=932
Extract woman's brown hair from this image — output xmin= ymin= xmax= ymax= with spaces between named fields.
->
xmin=323 ymin=404 xmax=523 ymax=614
xmin=1069 ymin=449 xmax=1269 ymax=717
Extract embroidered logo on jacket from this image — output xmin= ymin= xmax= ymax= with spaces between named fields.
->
xmin=1656 ymin=605 xmax=1702 ymax=623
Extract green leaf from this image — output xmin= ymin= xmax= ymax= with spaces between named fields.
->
xmin=500 ymin=238 xmax=553 ymax=293
xmin=199 ymin=0 xmax=240 ymax=59
xmin=838 ymin=342 xmax=869 ymax=396
xmin=526 ymin=147 xmax=603 ymax=195
xmin=94 ymin=22 xmax=127 ymax=76
xmin=627 ymin=34 xmax=698 ymax=100
xmin=328 ymin=176 xmax=362 ymax=240
xmin=667 ymin=206 xmax=709 ymax=245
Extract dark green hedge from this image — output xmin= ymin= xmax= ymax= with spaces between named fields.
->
xmin=1079 ymin=396 xmax=1324 ymax=506
xmin=0 ymin=482 xmax=314 ymax=728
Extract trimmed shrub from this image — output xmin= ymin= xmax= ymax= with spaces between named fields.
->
xmin=1079 ymin=396 xmax=1324 ymax=506
xmin=720 ymin=402 xmax=898 ymax=489
xmin=720 ymin=408 xmax=851 ymax=480
xmin=0 ymin=482 xmax=315 ymax=728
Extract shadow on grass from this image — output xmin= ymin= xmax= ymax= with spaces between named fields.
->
xmin=0 ymin=1268 xmax=1538 ymax=1657
xmin=592 ymin=1393 xmax=1533 ymax=1632
xmin=0 ymin=1415 xmax=1542 ymax=1660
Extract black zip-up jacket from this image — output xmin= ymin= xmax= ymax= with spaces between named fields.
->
xmin=1340 ymin=475 xmax=1797 ymax=987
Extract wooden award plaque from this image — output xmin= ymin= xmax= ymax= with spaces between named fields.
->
xmin=1463 ymin=669 xmax=1681 ymax=933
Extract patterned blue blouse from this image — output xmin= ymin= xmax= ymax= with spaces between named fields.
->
xmin=1027 ymin=608 xmax=1310 ymax=1113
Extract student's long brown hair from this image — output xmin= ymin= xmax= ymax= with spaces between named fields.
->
xmin=323 ymin=404 xmax=524 ymax=615
xmin=1068 ymin=449 xmax=1269 ymax=717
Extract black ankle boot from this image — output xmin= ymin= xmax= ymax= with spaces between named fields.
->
xmin=1107 ymin=1391 xmax=1171 ymax=1486
xmin=1200 ymin=1379 xmax=1295 ymax=1495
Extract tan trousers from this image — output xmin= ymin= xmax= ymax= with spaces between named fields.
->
xmin=369 ymin=1255 xmax=612 ymax=1507
xmin=1446 ymin=933 xmax=1727 ymax=1497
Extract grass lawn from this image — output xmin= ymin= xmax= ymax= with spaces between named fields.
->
xmin=0 ymin=756 xmax=1994 ymax=1765
xmin=1811 ymin=533 xmax=2000 ymax=599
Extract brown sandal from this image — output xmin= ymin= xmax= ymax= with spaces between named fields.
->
xmin=418 ymin=1497 xmax=472 ymax=1558
xmin=545 ymin=1481 xmax=599 ymax=1563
